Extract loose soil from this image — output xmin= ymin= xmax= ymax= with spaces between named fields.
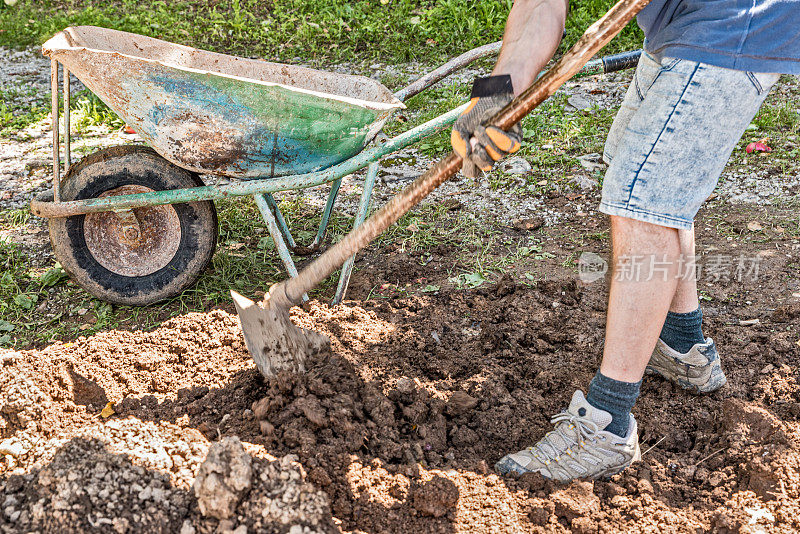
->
xmin=2 ymin=252 xmax=799 ymax=532
xmin=2 ymin=44 xmax=800 ymax=534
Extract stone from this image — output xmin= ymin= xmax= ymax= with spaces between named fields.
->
xmin=708 ymin=471 xmax=725 ymax=487
xmin=570 ymin=174 xmax=599 ymax=190
xmin=61 ymin=366 xmax=109 ymax=409
xmin=499 ymin=156 xmax=531 ymax=175
xmin=193 ymin=437 xmax=253 ymax=520
xmin=411 ymin=475 xmax=459 ymax=517
xmin=551 ymin=481 xmax=600 ymax=521
xmin=567 ymin=94 xmax=593 ymax=111
xmin=445 ymin=391 xmax=478 ymax=416
xmin=577 ymin=153 xmax=605 ymax=173
xmin=395 ymin=377 xmax=417 ymax=395
xmin=512 ymin=217 xmax=545 ymax=232
xmin=0 ymin=438 xmax=26 ymax=457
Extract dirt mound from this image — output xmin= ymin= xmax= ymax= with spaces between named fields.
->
xmin=2 ymin=276 xmax=799 ymax=532
xmin=24 ymin=437 xmax=190 ymax=533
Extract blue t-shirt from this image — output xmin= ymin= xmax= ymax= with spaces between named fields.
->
xmin=638 ymin=0 xmax=800 ymax=74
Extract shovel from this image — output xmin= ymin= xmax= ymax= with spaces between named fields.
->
xmin=233 ymin=0 xmax=651 ymax=378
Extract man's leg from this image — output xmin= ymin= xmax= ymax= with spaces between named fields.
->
xmin=599 ymin=216 xmax=680 ymax=382
xmin=647 ymin=225 xmax=728 ymax=392
xmin=668 ymin=228 xmax=699 ymax=313
xmin=654 ymin=226 xmax=706 ymax=353
xmin=582 ymin=217 xmax=680 ymax=437
xmin=493 ymin=215 xmax=668 ymax=480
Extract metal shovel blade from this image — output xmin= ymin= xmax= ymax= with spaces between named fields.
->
xmin=231 ymin=290 xmax=329 ymax=378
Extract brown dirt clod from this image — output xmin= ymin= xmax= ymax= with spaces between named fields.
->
xmin=411 ymin=474 xmax=459 ymax=518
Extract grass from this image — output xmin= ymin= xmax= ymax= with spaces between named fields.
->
xmin=0 ymin=238 xmax=71 ymax=346
xmin=0 ymin=208 xmax=31 ymax=228
xmin=0 ymin=0 xmax=644 ymax=65
xmin=0 ymin=218 xmax=129 ymax=346
xmin=1 ymin=79 xmax=126 ymax=137
xmin=386 ymin=82 xmax=617 ymax=203
xmin=92 ymin=193 xmax=362 ymax=325
xmin=718 ymin=78 xmax=800 ymax=189
xmin=374 ymin=202 xmax=489 ymax=254
xmin=2 ymin=79 xmax=796 ymax=347
xmin=0 ymin=86 xmax=50 ymax=138
xmin=72 ymin=92 xmax=125 ymax=133
xmin=0 ymin=195 xmax=329 ymax=347
xmin=0 ymin=188 xmax=533 ymax=347
xmin=369 ymin=199 xmax=556 ymax=289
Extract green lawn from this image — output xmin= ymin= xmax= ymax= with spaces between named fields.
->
xmin=0 ymin=0 xmax=643 ymax=64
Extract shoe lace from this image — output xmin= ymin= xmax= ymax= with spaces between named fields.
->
xmin=527 ymin=411 xmax=601 ymax=465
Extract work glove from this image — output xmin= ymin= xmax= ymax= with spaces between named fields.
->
xmin=451 ymin=75 xmax=523 ymax=178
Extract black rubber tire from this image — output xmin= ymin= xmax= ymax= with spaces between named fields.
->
xmin=49 ymin=145 xmax=218 ymax=306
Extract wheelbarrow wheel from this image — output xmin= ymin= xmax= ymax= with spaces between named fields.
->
xmin=49 ymin=145 xmax=218 ymax=306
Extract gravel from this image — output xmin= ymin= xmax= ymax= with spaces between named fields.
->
xmin=0 ymin=417 xmax=331 ymax=533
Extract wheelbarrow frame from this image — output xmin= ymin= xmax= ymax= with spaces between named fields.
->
xmin=33 ymin=41 xmax=641 ymax=305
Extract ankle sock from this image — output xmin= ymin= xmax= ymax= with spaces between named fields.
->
xmin=659 ymin=307 xmax=705 ymax=354
xmin=586 ymin=371 xmax=641 ymax=437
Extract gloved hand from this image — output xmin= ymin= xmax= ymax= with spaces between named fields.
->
xmin=451 ymin=75 xmax=523 ymax=178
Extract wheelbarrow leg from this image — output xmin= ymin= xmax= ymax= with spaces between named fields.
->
xmin=311 ymin=177 xmax=343 ymax=250
xmin=253 ymin=193 xmax=308 ymax=303
xmin=64 ymin=67 xmax=71 ymax=173
xmin=332 ymin=161 xmax=379 ymax=305
xmin=262 ymin=193 xmax=297 ymax=248
xmin=264 ymin=178 xmax=342 ymax=254
xmin=51 ymin=59 xmax=61 ymax=202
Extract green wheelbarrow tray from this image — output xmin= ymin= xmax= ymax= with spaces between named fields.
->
xmin=32 ymin=25 xmax=641 ymax=306
xmin=41 ymin=26 xmax=404 ymax=180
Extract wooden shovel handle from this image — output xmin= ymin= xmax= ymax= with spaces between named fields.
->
xmin=281 ymin=0 xmax=651 ymax=304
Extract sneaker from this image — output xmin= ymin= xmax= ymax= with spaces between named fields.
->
xmin=495 ymin=390 xmax=640 ymax=482
xmin=646 ymin=338 xmax=727 ymax=394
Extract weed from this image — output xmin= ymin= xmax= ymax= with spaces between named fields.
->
xmin=374 ymin=203 xmax=468 ymax=252
xmin=73 ymin=92 xmax=124 ymax=132
xmin=0 ymin=208 xmax=31 ymax=228
xmin=449 ymin=271 xmax=488 ymax=289
xmin=384 ymin=83 xmax=468 ymax=157
xmin=750 ymin=100 xmax=800 ymax=133
xmin=522 ymin=272 xmax=541 ymax=285
xmin=2 ymin=84 xmax=123 ymax=138
xmin=0 ymin=86 xmax=49 ymax=137
xmin=0 ymin=239 xmax=71 ymax=347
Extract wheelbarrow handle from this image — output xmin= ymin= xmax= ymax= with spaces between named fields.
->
xmin=394 ymin=44 xmax=642 ymax=103
xmin=394 ymin=41 xmax=503 ymax=102
xmin=278 ymin=0 xmax=652 ymax=305
xmin=597 ymin=49 xmax=642 ymax=73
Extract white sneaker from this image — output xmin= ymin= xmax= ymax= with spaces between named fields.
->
xmin=646 ymin=338 xmax=727 ymax=394
xmin=495 ymin=390 xmax=640 ymax=482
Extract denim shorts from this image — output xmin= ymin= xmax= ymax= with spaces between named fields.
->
xmin=600 ymin=50 xmax=780 ymax=229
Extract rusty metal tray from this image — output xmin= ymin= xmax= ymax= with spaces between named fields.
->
xmin=43 ymin=26 xmax=404 ymax=179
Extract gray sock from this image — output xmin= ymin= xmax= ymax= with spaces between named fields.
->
xmin=659 ymin=307 xmax=704 ymax=354
xmin=586 ymin=371 xmax=641 ymax=437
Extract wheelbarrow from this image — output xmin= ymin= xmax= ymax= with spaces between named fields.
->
xmin=32 ymin=26 xmax=641 ymax=306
